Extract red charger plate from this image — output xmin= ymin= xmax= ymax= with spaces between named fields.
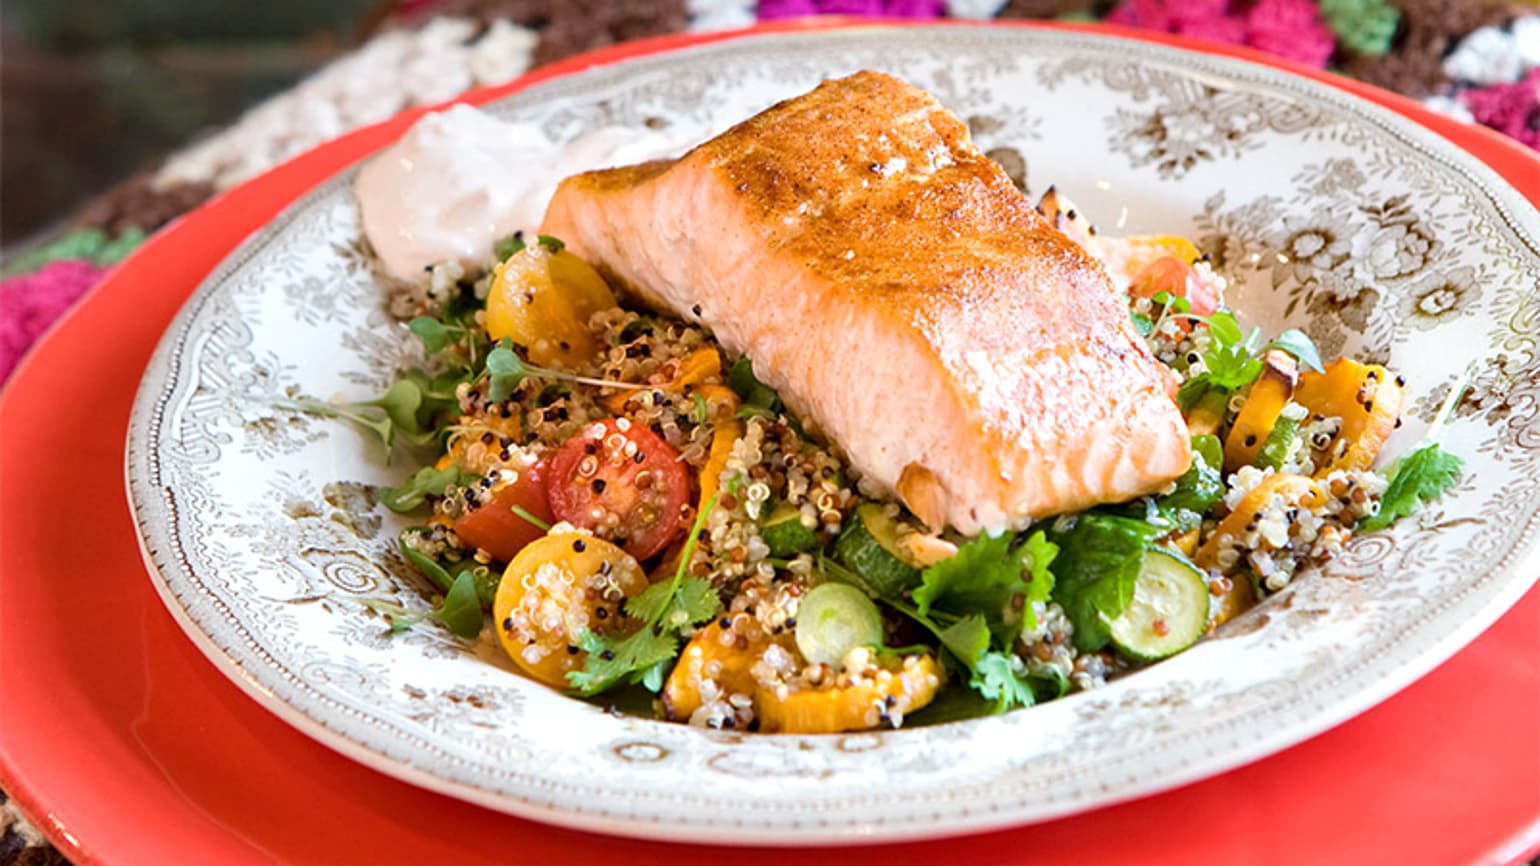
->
xmin=2 ymin=20 xmax=1538 ymax=866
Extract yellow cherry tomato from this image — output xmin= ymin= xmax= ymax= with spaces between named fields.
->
xmin=485 ymin=246 xmax=618 ymax=368
xmin=493 ymin=533 xmax=648 ymax=687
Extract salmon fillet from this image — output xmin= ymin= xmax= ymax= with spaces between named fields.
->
xmin=542 ymin=70 xmax=1191 ymax=535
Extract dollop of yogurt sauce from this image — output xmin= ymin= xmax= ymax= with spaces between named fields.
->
xmin=356 ymin=104 xmax=704 ymax=283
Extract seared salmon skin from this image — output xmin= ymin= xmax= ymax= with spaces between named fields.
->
xmin=542 ymin=70 xmax=1191 ymax=534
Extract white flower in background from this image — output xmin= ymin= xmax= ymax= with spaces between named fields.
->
xmin=947 ymin=0 xmax=1011 ymax=18
xmin=1514 ymin=17 xmax=1540 ymax=70
xmin=687 ymin=0 xmax=757 ymax=31
xmin=1420 ymin=94 xmax=1475 ymax=124
xmin=156 ymin=18 xmax=537 ymax=191
xmin=1441 ymin=25 xmax=1525 ymax=85
xmin=472 ymin=19 xmax=539 ymax=85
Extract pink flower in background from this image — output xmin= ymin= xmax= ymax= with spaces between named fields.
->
xmin=757 ymin=0 xmax=943 ymax=19
xmin=1104 ymin=0 xmax=1336 ymax=67
xmin=1245 ymin=0 xmax=1335 ymax=68
xmin=0 ymin=259 xmax=105 ymax=384
xmin=1462 ymin=70 xmax=1540 ymax=150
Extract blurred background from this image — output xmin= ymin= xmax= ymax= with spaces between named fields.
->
xmin=2 ymin=0 xmax=375 ymax=247
xmin=4 ymin=0 xmax=1536 ymax=255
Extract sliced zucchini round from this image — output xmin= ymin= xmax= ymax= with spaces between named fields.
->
xmin=833 ymin=504 xmax=921 ymax=596
xmin=1108 ymin=548 xmax=1210 ymax=662
xmin=795 ymin=583 xmax=885 ymax=668
xmin=761 ymin=501 xmax=819 ymax=558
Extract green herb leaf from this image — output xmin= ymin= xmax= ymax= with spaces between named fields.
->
xmin=625 ymin=576 xmax=720 ymax=630
xmin=494 ymin=232 xmax=526 ymax=261
xmin=566 ymin=628 xmax=679 ymax=696
xmin=1176 ymin=374 xmax=1215 ymax=412
xmin=398 ymin=531 xmax=457 ymax=594
xmin=970 ymin=651 xmax=1036 ymax=713
xmin=1048 ymin=513 xmax=1162 ymax=652
xmin=380 ymin=464 xmax=474 ymax=513
xmin=1130 ymin=312 xmax=1155 ymax=337
xmin=566 ymin=495 xmax=722 ymax=696
xmin=431 ymin=571 xmax=485 ymax=638
xmin=536 ymin=234 xmax=566 ymax=253
xmin=1359 ymin=443 xmax=1464 ymax=531
xmin=913 ymin=531 xmax=1058 ymax=648
xmin=408 ymin=316 xmax=454 ymax=353
xmin=936 ymin=614 xmax=991 ymax=668
xmin=639 ymin=659 xmax=669 ymax=693
xmin=728 ymin=356 xmax=780 ymax=409
xmin=1206 ymin=311 xmax=1245 ymax=348
xmin=485 ymin=344 xmax=528 ymax=402
xmin=1150 ymin=434 xmax=1224 ymax=530
xmin=1267 ymin=328 xmax=1325 ymax=375
xmin=693 ymin=392 xmax=709 ymax=424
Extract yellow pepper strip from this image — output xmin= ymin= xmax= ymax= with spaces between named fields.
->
xmin=651 ymin=418 xmax=743 ymax=582
xmin=602 ymin=347 xmax=724 ymax=414
xmin=692 ymin=384 xmax=740 ymax=421
xmin=662 ymin=616 xmax=785 ymax=721
xmin=755 ymin=653 xmax=945 ymax=734
xmin=1195 ymin=473 xmax=1325 ymax=628
xmin=1223 ymin=350 xmax=1298 ymax=472
xmin=1293 ymin=358 xmax=1406 ymax=476
xmin=698 ymin=418 xmax=743 ymax=514
xmin=673 ymin=347 xmax=721 ymax=389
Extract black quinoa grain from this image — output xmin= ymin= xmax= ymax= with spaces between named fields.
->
xmin=572 ymin=539 xmax=587 ymax=552
xmin=591 ymin=479 xmax=607 ymax=494
xmin=600 ymin=650 xmax=615 ymax=661
xmin=567 ymin=645 xmax=579 ymax=655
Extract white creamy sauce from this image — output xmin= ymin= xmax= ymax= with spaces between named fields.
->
xmin=355 ymin=104 xmax=705 ymax=283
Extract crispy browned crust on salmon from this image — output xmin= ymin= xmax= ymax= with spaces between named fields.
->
xmin=543 ymin=70 xmax=1191 ymax=533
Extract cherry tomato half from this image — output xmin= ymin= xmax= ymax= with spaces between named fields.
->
xmin=547 ymin=419 xmax=692 ymax=560
xmin=1130 ymin=256 xmax=1220 ymax=333
xmin=452 ymin=462 xmax=554 ymax=563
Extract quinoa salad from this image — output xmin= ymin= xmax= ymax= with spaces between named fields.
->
xmin=291 ymin=189 xmax=1465 ymax=735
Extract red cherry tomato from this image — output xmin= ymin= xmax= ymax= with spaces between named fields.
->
xmin=1130 ymin=256 xmax=1220 ymax=333
xmin=452 ymin=462 xmax=554 ymax=563
xmin=547 ymin=419 xmax=692 ymax=560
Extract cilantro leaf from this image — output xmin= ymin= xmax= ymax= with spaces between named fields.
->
xmin=566 ymin=628 xmax=679 ymax=696
xmin=1130 ymin=312 xmax=1154 ymax=337
xmin=1359 ymin=443 xmax=1463 ymax=531
xmin=1267 ymin=328 xmax=1325 ymax=375
xmin=912 ymin=531 xmax=1058 ymax=648
xmin=565 ymin=495 xmax=722 ymax=696
xmin=971 ymin=651 xmax=1036 ymax=712
xmin=1048 ymin=513 xmax=1162 ymax=652
xmin=626 ymin=576 xmax=721 ymax=631
xmin=935 ymin=614 xmax=991 ymax=668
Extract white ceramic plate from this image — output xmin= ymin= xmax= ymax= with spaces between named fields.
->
xmin=127 ymin=26 xmax=1540 ymax=845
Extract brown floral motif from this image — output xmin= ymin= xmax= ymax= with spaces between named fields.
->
xmin=1400 ymin=267 xmax=1481 ymax=331
xmin=1276 ymin=213 xmax=1358 ymax=307
xmin=1412 ymin=352 xmax=1530 ymax=426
